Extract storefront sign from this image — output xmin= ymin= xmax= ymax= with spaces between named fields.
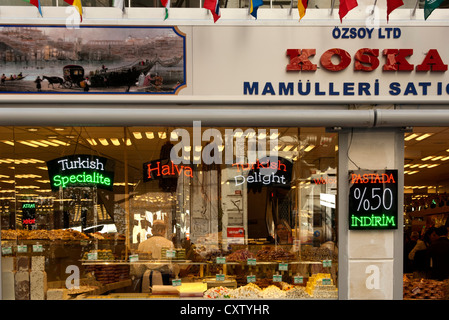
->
xmin=143 ymin=159 xmax=193 ymax=181
xmin=46 ymin=155 xmax=115 ymax=191
xmin=22 ymin=202 xmax=36 ymax=229
xmin=233 ymin=157 xmax=292 ymax=189
xmin=348 ymin=170 xmax=398 ymax=230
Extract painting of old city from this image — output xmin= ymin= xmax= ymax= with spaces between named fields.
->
xmin=0 ymin=25 xmax=185 ymax=94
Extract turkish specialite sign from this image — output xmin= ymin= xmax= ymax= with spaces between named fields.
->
xmin=46 ymin=154 xmax=115 ymax=191
xmin=348 ymin=170 xmax=398 ymax=230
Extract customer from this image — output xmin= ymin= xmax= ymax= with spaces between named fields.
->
xmin=408 ymin=227 xmax=437 ymax=278
xmin=428 ymin=226 xmax=449 ymax=281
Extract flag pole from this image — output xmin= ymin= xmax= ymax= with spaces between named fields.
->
xmin=411 ymin=0 xmax=419 ymax=16
xmin=289 ymin=0 xmax=293 ymax=15
xmin=330 ymin=0 xmax=335 ymax=15
xmin=370 ymin=0 xmax=377 ymax=15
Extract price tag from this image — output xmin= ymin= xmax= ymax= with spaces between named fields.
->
xmin=322 ymin=278 xmax=332 ymax=285
xmin=273 ymin=274 xmax=282 ymax=282
xmin=322 ymin=260 xmax=332 ymax=267
xmin=80 ymin=240 xmax=88 ymax=246
xmin=279 ymin=263 xmax=288 ymax=271
xmin=32 ymin=244 xmax=44 ymax=253
xmin=294 ymin=276 xmax=304 ymax=284
xmin=247 ymin=258 xmax=256 ymax=266
xmin=87 ymin=252 xmax=98 ymax=260
xmin=247 ymin=275 xmax=256 ymax=283
xmin=216 ymin=274 xmax=225 ymax=281
xmin=216 ymin=256 xmax=226 ymax=264
xmin=17 ymin=245 xmax=27 ymax=253
xmin=166 ymin=250 xmax=176 ymax=258
xmin=172 ymin=279 xmax=182 ymax=287
xmin=1 ymin=247 xmax=12 ymax=255
xmin=129 ymin=254 xmax=139 ymax=262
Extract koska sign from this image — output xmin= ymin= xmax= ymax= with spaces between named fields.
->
xmin=46 ymin=154 xmax=115 ymax=191
xmin=192 ymin=25 xmax=449 ymax=103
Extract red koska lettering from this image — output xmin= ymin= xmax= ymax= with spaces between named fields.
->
xmin=354 ymin=48 xmax=380 ymax=71
xmin=320 ymin=48 xmax=352 ymax=72
xmin=416 ymin=49 xmax=448 ymax=72
xmin=286 ymin=49 xmax=317 ymax=71
xmin=383 ymin=49 xmax=414 ymax=71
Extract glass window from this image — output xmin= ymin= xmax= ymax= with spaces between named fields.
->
xmin=0 ymin=125 xmax=337 ymax=300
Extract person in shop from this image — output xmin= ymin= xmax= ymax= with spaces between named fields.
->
xmin=408 ymin=226 xmax=438 ymax=278
xmin=137 ymin=220 xmax=179 ymax=287
xmin=427 ymin=226 xmax=449 ymax=281
xmin=274 ymin=219 xmax=293 ymax=244
xmin=404 ymin=231 xmax=419 ymax=273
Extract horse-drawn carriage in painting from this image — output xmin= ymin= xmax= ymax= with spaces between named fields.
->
xmin=62 ymin=65 xmax=86 ymax=88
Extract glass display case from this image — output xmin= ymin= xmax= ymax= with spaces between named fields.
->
xmin=0 ymin=126 xmax=338 ymax=299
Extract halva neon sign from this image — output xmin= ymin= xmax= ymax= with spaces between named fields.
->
xmin=46 ymin=155 xmax=115 ymax=191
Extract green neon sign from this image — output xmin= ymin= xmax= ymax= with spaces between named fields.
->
xmin=348 ymin=170 xmax=398 ymax=230
xmin=46 ymin=155 xmax=115 ymax=191
xmin=53 ymin=172 xmax=111 ymax=188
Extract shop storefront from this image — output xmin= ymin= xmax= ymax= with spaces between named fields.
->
xmin=1 ymin=0 xmax=449 ymax=304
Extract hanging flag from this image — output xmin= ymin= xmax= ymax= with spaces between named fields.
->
xmin=249 ymin=0 xmax=263 ymax=19
xmin=64 ymin=0 xmax=83 ymax=22
xmin=386 ymin=0 xmax=403 ymax=21
xmin=113 ymin=0 xmax=125 ymax=12
xmin=298 ymin=0 xmax=308 ymax=20
xmin=424 ymin=0 xmax=444 ymax=20
xmin=339 ymin=0 xmax=358 ymax=22
xmin=161 ymin=0 xmax=170 ymax=20
xmin=204 ymin=0 xmax=221 ymax=22
xmin=22 ymin=0 xmax=43 ymax=16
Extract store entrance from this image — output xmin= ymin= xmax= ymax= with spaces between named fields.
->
xmin=403 ymin=127 xmax=449 ymax=300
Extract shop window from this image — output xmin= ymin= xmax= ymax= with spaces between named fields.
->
xmin=0 ymin=126 xmax=337 ymax=300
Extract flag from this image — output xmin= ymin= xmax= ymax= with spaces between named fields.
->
xmin=64 ymin=0 xmax=83 ymax=22
xmin=298 ymin=0 xmax=308 ymax=20
xmin=204 ymin=0 xmax=221 ymax=22
xmin=249 ymin=0 xmax=263 ymax=19
xmin=22 ymin=0 xmax=42 ymax=16
xmin=113 ymin=0 xmax=125 ymax=12
xmin=424 ymin=0 xmax=444 ymax=20
xmin=338 ymin=0 xmax=358 ymax=22
xmin=161 ymin=0 xmax=170 ymax=20
xmin=386 ymin=0 xmax=403 ymax=21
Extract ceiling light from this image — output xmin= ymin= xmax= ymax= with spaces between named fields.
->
xmin=283 ymin=145 xmax=294 ymax=152
xmin=405 ymin=133 xmax=419 ymax=141
xmin=170 ymin=132 xmax=178 ymax=140
xmin=416 ymin=133 xmax=432 ymax=141
xmin=54 ymin=128 xmax=65 ymax=131
xmin=133 ymin=132 xmax=142 ymax=139
xmin=86 ymin=138 xmax=97 ymax=146
xmin=38 ymin=140 xmax=60 ymax=147
xmin=18 ymin=141 xmax=39 ymax=148
xmin=98 ymin=138 xmax=109 ymax=146
xmin=1 ymin=140 xmax=14 ymax=146
xmin=158 ymin=132 xmax=167 ymax=139
xmin=421 ymin=156 xmax=433 ymax=161
xmin=145 ymin=132 xmax=154 ymax=139
xmin=409 ymin=164 xmax=420 ymax=168
xmin=431 ymin=156 xmax=443 ymax=161
xmin=441 ymin=156 xmax=449 ymax=161
xmin=110 ymin=138 xmax=121 ymax=146
xmin=29 ymin=140 xmax=49 ymax=147
xmin=304 ymin=145 xmax=315 ymax=152
xmin=428 ymin=164 xmax=440 ymax=168
xmin=27 ymin=128 xmax=38 ymax=132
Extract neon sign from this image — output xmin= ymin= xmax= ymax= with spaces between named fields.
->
xmin=143 ymin=159 xmax=193 ymax=181
xmin=46 ymin=155 xmax=115 ymax=191
xmin=348 ymin=170 xmax=398 ymax=230
xmin=22 ymin=202 xmax=36 ymax=229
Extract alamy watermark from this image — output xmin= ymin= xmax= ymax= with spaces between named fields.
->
xmin=169 ymin=121 xmax=279 ymax=174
